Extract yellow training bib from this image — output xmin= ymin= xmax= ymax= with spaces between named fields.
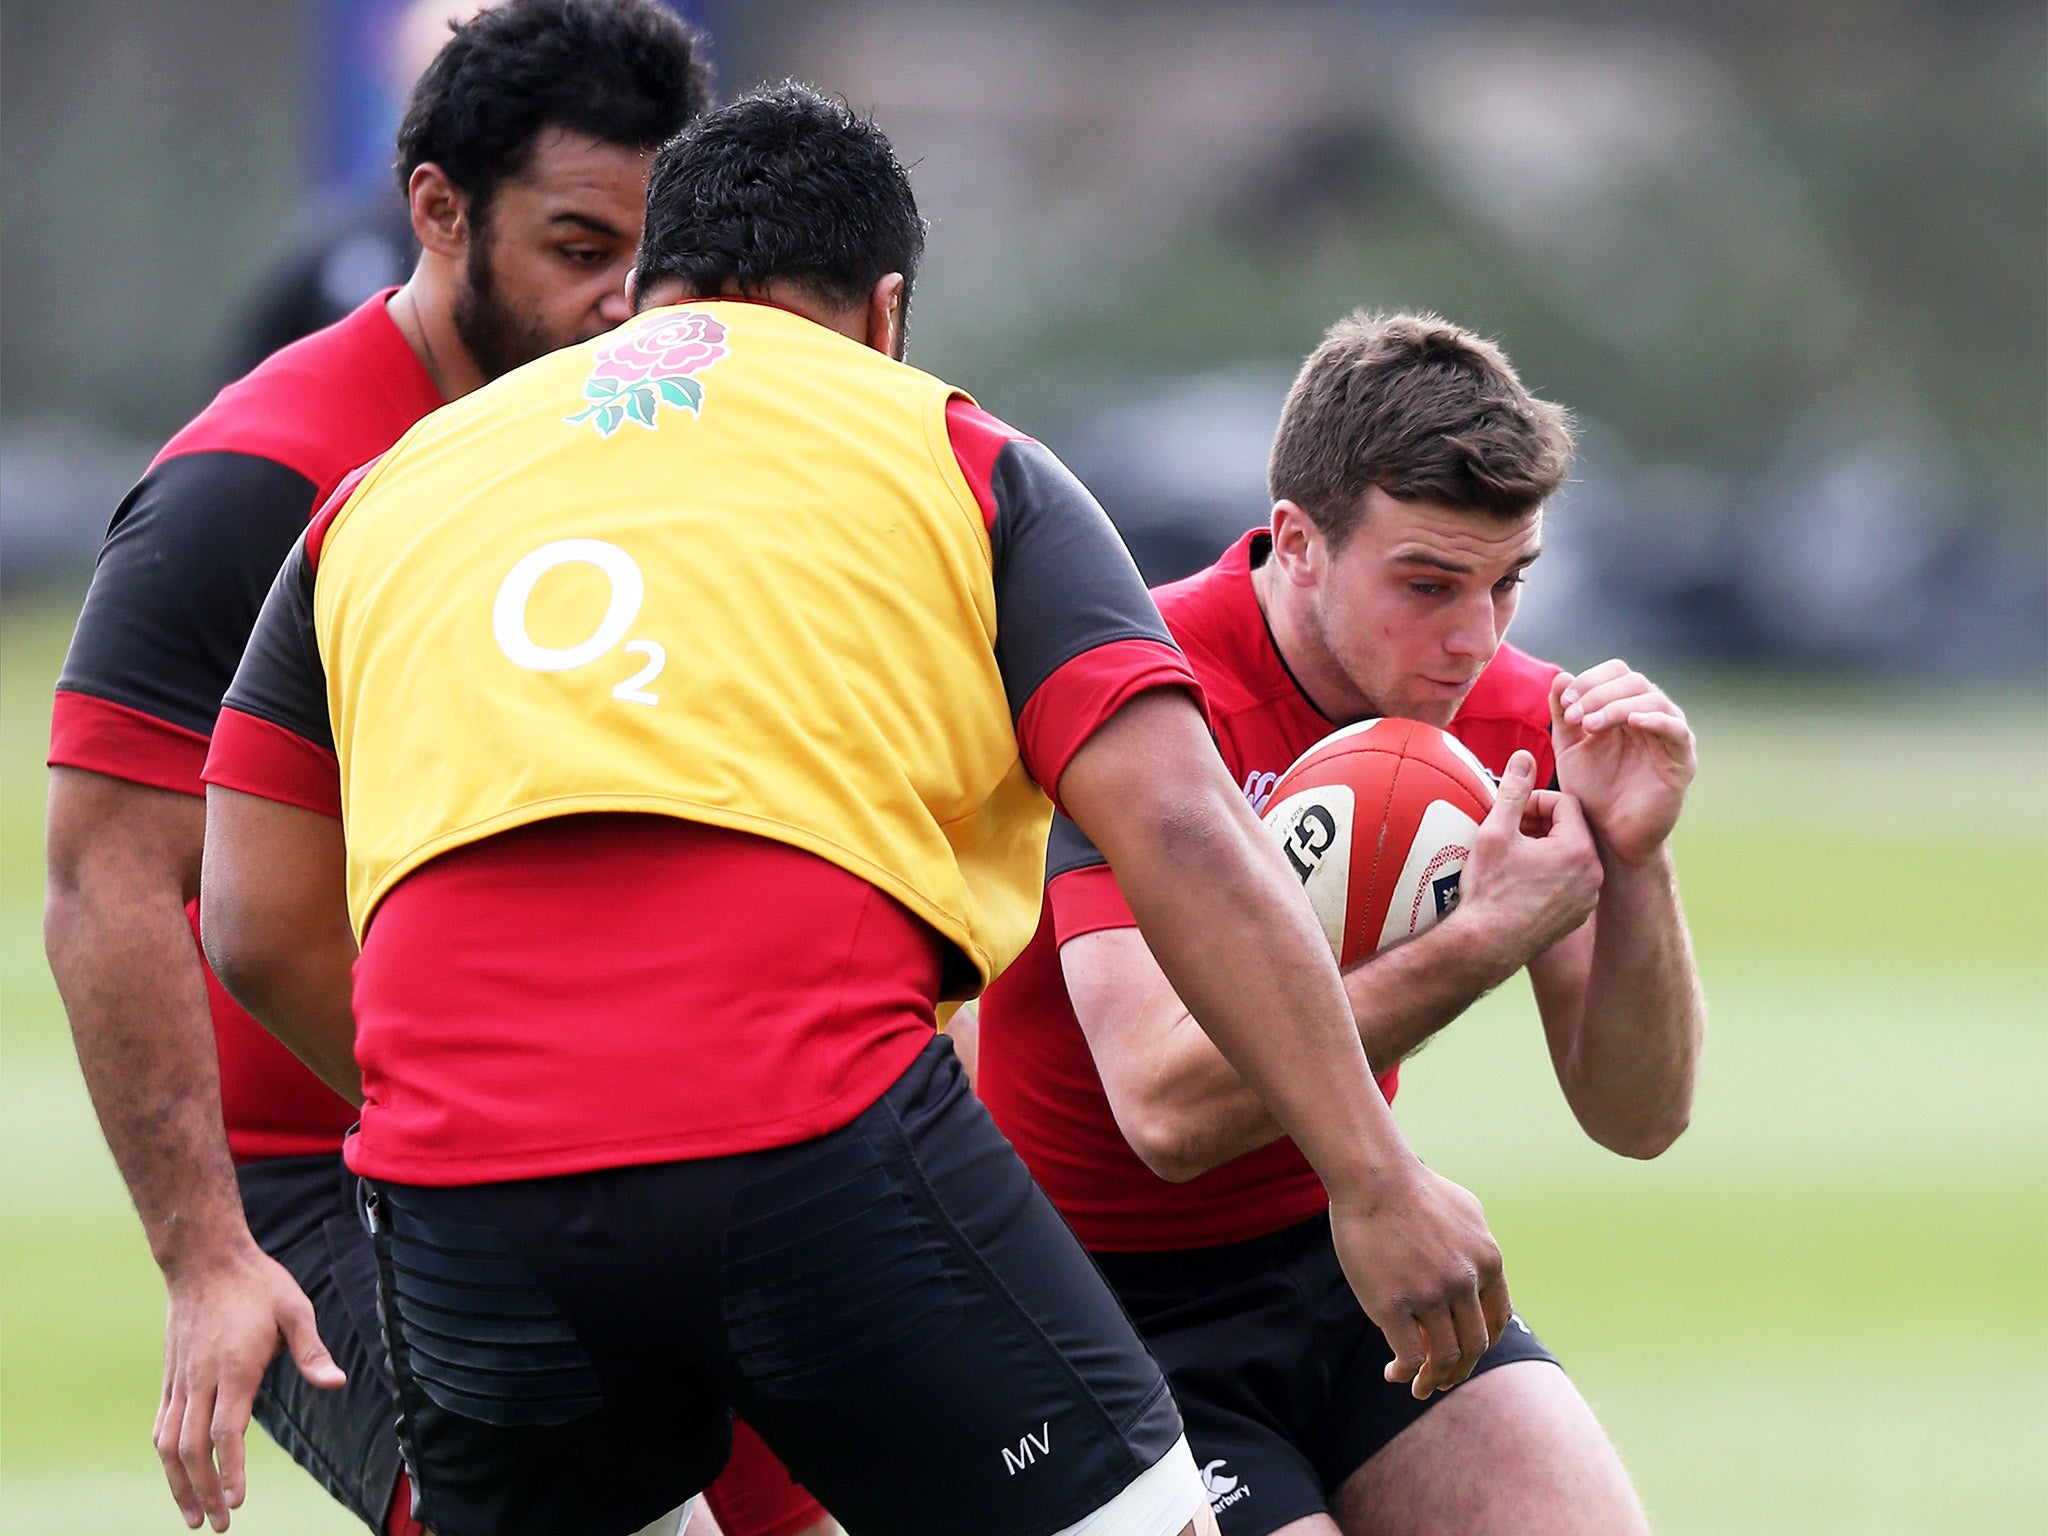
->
xmin=313 ymin=302 xmax=1051 ymax=992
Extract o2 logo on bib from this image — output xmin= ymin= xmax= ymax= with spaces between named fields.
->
xmin=492 ymin=538 xmax=664 ymax=706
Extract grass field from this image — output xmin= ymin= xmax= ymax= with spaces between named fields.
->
xmin=3 ymin=586 xmax=2044 ymax=1535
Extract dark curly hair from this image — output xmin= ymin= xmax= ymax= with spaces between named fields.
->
xmin=396 ymin=0 xmax=711 ymax=220
xmin=635 ymin=82 xmax=926 ymax=322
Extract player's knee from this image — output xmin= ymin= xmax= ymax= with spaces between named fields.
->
xmin=1051 ymin=1437 xmax=1214 ymax=1536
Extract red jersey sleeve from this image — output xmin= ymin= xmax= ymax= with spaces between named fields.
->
xmin=1016 ymin=638 xmax=1197 ymax=807
xmin=48 ymin=450 xmax=323 ymax=794
xmin=204 ymin=708 xmax=341 ymax=819
xmin=202 ymin=531 xmax=338 ymax=812
xmin=48 ymin=692 xmax=213 ymax=798
xmin=1047 ymin=863 xmax=1138 ymax=944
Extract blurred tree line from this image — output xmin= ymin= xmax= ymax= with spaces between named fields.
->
xmin=5 ymin=0 xmax=2041 ymax=669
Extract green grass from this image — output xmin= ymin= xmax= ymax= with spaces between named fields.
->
xmin=4 ymin=588 xmax=2045 ymax=1534
xmin=1392 ymin=682 xmax=2048 ymax=1533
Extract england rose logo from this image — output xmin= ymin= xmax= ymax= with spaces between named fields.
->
xmin=566 ymin=311 xmax=728 ymax=437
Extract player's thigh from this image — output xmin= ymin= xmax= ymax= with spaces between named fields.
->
xmin=365 ymin=1174 xmax=731 ymax=1536
xmin=239 ymin=1154 xmax=405 ymax=1531
xmin=1328 ymin=1361 xmax=1647 ymax=1536
xmin=722 ymin=1037 xmax=1186 ymax=1536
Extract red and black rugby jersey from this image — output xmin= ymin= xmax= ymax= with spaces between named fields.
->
xmin=977 ymin=529 xmax=1562 ymax=1251
xmin=49 ymin=291 xmax=440 ymax=1162
xmin=204 ymin=398 xmax=1201 ymax=1184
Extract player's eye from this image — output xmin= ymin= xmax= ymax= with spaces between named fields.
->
xmin=1407 ymin=582 xmax=1446 ymax=597
xmin=561 ymin=246 xmax=607 ymax=266
xmin=1494 ymin=572 xmax=1526 ymax=592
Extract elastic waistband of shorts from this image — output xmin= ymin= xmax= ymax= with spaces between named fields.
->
xmin=1088 ymin=1210 xmax=1332 ymax=1289
xmin=234 ymin=1150 xmax=354 ymax=1203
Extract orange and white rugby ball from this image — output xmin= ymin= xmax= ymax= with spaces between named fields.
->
xmin=1261 ymin=718 xmax=1496 ymax=965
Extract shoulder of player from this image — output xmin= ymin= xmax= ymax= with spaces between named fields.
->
xmin=1152 ymin=567 xmax=1294 ymax=724
xmin=152 ymin=293 xmax=433 ymax=491
xmin=1456 ymin=641 xmax=1562 ymax=728
xmin=942 ymin=397 xmax=1041 ymax=529
xmin=87 ymin=449 xmax=343 ymax=625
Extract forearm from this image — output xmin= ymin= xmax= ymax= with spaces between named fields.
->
xmin=1070 ymin=750 xmax=1417 ymax=1203
xmin=1127 ymin=805 xmax=1416 ymax=1194
xmin=1064 ymin=699 xmax=1509 ymax=1396
xmin=1345 ymin=912 xmax=1523 ymax=1069
xmin=44 ymin=880 xmax=256 ymax=1274
xmin=1122 ymin=914 xmax=1516 ymax=1180
xmin=1547 ymin=847 xmax=1704 ymax=1157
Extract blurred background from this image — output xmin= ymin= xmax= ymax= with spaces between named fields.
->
xmin=3 ymin=1 xmax=2043 ymax=1532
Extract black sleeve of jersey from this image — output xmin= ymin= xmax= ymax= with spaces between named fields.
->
xmin=1046 ymin=812 xmax=1109 ymax=881
xmin=986 ymin=440 xmax=1176 ymax=721
xmin=222 ymin=539 xmax=334 ymax=752
xmin=56 ymin=451 xmax=318 ymax=737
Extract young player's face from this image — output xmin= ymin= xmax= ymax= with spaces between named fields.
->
xmin=454 ymin=129 xmax=653 ymax=380
xmin=1306 ymin=489 xmax=1543 ymax=728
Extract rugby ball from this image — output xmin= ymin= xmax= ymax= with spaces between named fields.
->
xmin=1261 ymin=719 xmax=1496 ymax=965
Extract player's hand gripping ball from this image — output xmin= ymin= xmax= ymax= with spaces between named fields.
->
xmin=1262 ymin=718 xmax=1496 ymax=965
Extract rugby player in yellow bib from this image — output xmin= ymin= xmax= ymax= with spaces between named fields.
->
xmin=199 ymin=86 xmax=1513 ymax=1536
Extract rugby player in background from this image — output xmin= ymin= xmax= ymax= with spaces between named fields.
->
xmin=36 ymin=6 xmax=809 ymax=1533
xmin=198 ymin=86 xmax=1512 ymax=1536
xmin=978 ymin=312 xmax=1705 ymax=1536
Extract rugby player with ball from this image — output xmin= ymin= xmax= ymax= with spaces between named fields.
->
xmin=196 ymin=91 xmax=1513 ymax=1536
xmin=977 ymin=311 xmax=1706 ymax=1536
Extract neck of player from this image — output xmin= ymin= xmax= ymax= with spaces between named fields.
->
xmin=1250 ymin=554 xmax=1379 ymax=725
xmin=388 ymin=271 xmax=487 ymax=403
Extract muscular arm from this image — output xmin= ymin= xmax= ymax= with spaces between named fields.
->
xmin=45 ymin=767 xmax=343 ymax=1533
xmin=44 ymin=767 xmax=241 ymax=1272
xmin=1066 ymin=915 xmax=1511 ymax=1183
xmin=1530 ymin=662 xmax=1706 ymax=1159
xmin=1529 ymin=851 xmax=1701 ymax=1157
xmin=1067 ymin=750 xmax=1602 ymax=1181
xmin=200 ymin=789 xmax=361 ymax=1105
xmin=1060 ymin=690 xmax=1509 ymax=1397
xmin=46 ymin=434 xmax=364 ymax=1531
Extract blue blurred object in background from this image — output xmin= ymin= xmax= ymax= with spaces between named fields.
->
xmin=311 ymin=0 xmax=712 ymax=190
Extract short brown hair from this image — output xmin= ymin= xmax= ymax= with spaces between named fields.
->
xmin=1268 ymin=310 xmax=1573 ymax=542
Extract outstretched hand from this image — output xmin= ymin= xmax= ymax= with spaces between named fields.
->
xmin=156 ymin=1242 xmax=344 ymax=1531
xmin=1551 ymin=662 xmax=1696 ymax=866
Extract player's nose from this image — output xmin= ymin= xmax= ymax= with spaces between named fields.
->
xmin=1443 ymin=596 xmax=1494 ymax=658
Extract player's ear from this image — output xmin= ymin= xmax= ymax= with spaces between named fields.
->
xmin=1267 ymin=501 xmax=1321 ymax=588
xmin=866 ymin=273 xmax=906 ymax=359
xmin=407 ymin=163 xmax=470 ymax=261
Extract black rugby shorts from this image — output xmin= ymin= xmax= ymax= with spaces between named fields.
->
xmin=1094 ymin=1213 xmax=1559 ymax=1536
xmin=238 ymin=1154 xmax=405 ymax=1533
xmin=365 ymin=1035 xmax=1184 ymax=1536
